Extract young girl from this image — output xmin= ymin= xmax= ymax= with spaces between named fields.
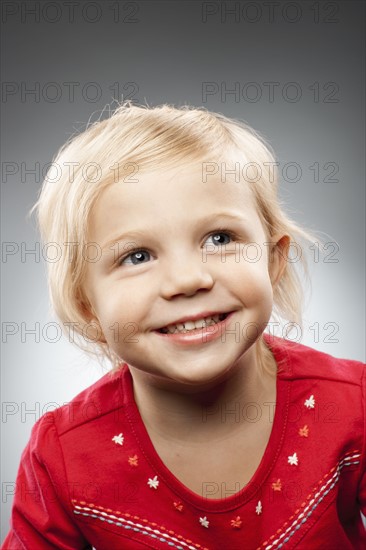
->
xmin=2 ymin=102 xmax=365 ymax=549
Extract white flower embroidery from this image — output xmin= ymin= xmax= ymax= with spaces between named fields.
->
xmin=199 ymin=516 xmax=209 ymax=528
xmin=288 ymin=452 xmax=298 ymax=466
xmin=147 ymin=475 xmax=159 ymax=489
xmin=112 ymin=433 xmax=124 ymax=445
xmin=255 ymin=501 xmax=262 ymax=515
xmin=304 ymin=395 xmax=315 ymax=409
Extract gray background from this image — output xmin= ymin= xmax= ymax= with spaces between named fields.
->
xmin=1 ymin=0 xmax=365 ymax=541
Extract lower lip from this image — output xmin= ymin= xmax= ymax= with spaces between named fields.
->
xmin=154 ymin=312 xmax=235 ymax=346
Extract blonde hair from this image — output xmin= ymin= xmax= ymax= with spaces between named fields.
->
xmin=29 ymin=101 xmax=322 ymax=373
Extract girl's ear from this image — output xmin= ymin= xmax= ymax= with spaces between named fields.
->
xmin=269 ymin=234 xmax=290 ymax=288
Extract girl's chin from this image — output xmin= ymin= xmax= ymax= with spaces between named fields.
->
xmin=142 ymin=362 xmax=241 ymax=393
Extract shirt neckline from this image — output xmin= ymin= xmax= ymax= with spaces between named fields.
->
xmin=120 ymin=334 xmax=292 ymax=512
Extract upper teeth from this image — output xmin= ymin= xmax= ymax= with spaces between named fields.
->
xmin=160 ymin=315 xmax=223 ymax=334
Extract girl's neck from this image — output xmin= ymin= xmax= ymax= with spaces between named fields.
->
xmin=128 ymin=346 xmax=277 ymax=443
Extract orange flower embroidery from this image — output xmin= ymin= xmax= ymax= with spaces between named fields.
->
xmin=298 ymin=425 xmax=309 ymax=437
xmin=128 ymin=455 xmax=139 ymax=466
xmin=230 ymin=516 xmax=242 ymax=529
xmin=173 ymin=501 xmax=184 ymax=512
xmin=272 ymin=479 xmax=282 ymax=491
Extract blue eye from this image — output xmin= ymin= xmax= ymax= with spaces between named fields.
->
xmin=120 ymin=250 xmax=151 ymax=266
xmin=206 ymin=231 xmax=233 ymax=246
xmin=117 ymin=229 xmax=235 ymax=267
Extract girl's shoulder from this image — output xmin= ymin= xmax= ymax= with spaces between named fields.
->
xmin=265 ymin=333 xmax=365 ymax=387
xmin=40 ymin=364 xmax=129 ymax=437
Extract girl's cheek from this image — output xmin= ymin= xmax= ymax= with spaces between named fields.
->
xmin=105 ymin=321 xmax=141 ymax=349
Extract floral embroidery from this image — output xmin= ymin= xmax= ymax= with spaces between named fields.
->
xmin=128 ymin=455 xmax=139 ymax=466
xmin=256 ymin=501 xmax=262 ymax=515
xmin=147 ymin=475 xmax=159 ymax=489
xmin=199 ymin=516 xmax=209 ymax=528
xmin=298 ymin=425 xmax=309 ymax=437
xmin=72 ymin=498 xmax=209 ymax=550
xmin=112 ymin=433 xmax=124 ymax=445
xmin=288 ymin=452 xmax=299 ymax=466
xmin=304 ymin=395 xmax=315 ymax=409
xmin=271 ymin=479 xmax=282 ymax=491
xmin=230 ymin=516 xmax=242 ymax=528
xmin=257 ymin=451 xmax=361 ymax=549
xmin=173 ymin=501 xmax=184 ymax=512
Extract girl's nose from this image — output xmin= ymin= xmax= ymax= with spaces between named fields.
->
xmin=160 ymin=256 xmax=214 ymax=299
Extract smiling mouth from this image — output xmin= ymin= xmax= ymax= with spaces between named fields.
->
xmin=157 ymin=312 xmax=229 ymax=334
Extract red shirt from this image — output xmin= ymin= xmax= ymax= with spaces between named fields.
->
xmin=2 ymin=335 xmax=366 ymax=549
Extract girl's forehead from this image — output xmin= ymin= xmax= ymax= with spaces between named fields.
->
xmin=88 ymin=166 xmax=263 ymax=245
xmin=92 ymin=167 xmax=257 ymax=224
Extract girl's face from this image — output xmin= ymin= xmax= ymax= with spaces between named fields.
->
xmin=83 ymin=160 xmax=287 ymax=390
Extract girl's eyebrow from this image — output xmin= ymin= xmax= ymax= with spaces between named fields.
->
xmin=101 ymin=211 xmax=249 ymax=251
